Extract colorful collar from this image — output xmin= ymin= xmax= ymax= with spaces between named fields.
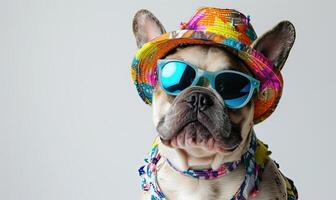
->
xmin=138 ymin=131 xmax=298 ymax=200
xmin=166 ymin=158 xmax=241 ymax=180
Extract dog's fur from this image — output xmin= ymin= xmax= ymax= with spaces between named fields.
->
xmin=133 ymin=9 xmax=295 ymax=200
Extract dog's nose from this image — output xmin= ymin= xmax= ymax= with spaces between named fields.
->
xmin=186 ymin=92 xmax=213 ymax=111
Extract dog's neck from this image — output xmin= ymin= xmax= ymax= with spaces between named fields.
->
xmin=139 ymin=129 xmax=267 ymax=200
xmin=158 ymin=129 xmax=254 ymax=172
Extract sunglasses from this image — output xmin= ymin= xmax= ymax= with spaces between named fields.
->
xmin=157 ymin=59 xmax=260 ymax=109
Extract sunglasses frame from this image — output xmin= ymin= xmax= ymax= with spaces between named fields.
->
xmin=157 ymin=59 xmax=260 ymax=109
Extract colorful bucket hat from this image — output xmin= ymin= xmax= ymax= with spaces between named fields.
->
xmin=131 ymin=7 xmax=283 ymax=124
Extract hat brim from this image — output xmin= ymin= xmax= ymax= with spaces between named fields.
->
xmin=131 ymin=30 xmax=283 ymax=124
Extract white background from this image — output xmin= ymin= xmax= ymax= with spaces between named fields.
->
xmin=0 ymin=0 xmax=334 ymax=199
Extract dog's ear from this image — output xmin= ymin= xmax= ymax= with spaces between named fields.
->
xmin=252 ymin=21 xmax=296 ymax=71
xmin=132 ymin=9 xmax=166 ymax=48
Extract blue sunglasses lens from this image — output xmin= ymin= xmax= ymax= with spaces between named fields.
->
xmin=160 ymin=61 xmax=196 ymax=95
xmin=215 ymin=72 xmax=252 ymax=108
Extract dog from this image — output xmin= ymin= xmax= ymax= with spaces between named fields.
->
xmin=131 ymin=7 xmax=297 ymax=200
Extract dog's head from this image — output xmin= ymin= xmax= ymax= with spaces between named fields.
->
xmin=132 ymin=9 xmax=295 ymax=170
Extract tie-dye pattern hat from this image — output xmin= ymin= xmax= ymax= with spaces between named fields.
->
xmin=131 ymin=7 xmax=283 ymax=124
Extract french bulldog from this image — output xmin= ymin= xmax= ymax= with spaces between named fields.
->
xmin=132 ymin=9 xmax=296 ymax=200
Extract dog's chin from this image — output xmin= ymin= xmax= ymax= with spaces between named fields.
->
xmin=159 ymin=122 xmax=241 ymax=170
xmin=161 ymin=121 xmax=240 ymax=152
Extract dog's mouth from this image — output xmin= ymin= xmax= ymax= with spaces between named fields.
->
xmin=157 ymin=87 xmax=242 ymax=155
xmin=160 ymin=120 xmax=241 ymax=153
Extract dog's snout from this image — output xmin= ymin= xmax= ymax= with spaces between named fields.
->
xmin=186 ymin=92 xmax=213 ymax=111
